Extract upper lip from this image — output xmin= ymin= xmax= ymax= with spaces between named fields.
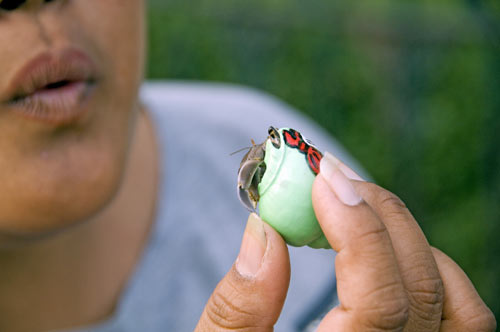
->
xmin=3 ymin=48 xmax=97 ymax=103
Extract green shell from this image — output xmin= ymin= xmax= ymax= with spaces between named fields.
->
xmin=258 ymin=128 xmax=330 ymax=249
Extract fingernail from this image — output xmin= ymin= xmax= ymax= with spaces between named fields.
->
xmin=323 ymin=152 xmax=365 ymax=181
xmin=236 ymin=213 xmax=267 ymax=277
xmin=320 ymin=152 xmax=363 ymax=206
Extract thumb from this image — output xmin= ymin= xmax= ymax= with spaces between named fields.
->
xmin=195 ymin=213 xmax=290 ymax=332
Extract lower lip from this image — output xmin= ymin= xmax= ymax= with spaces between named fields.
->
xmin=8 ymin=81 xmax=95 ymax=125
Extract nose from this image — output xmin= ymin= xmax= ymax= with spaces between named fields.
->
xmin=0 ymin=0 xmax=55 ymax=11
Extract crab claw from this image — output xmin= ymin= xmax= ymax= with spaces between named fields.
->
xmin=238 ymin=186 xmax=257 ymax=212
xmin=238 ymin=159 xmax=264 ymax=190
xmin=237 ymin=159 xmax=265 ymax=212
xmin=237 ymin=141 xmax=267 ymax=213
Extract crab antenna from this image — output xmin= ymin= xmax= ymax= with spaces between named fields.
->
xmin=229 ymin=146 xmax=251 ymax=156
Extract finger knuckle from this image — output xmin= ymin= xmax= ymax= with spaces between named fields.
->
xmin=360 ymin=283 xmax=409 ymax=331
xmin=376 ymin=190 xmax=410 ymax=221
xmin=205 ymin=289 xmax=258 ymax=330
xmin=350 ymin=226 xmax=395 ymax=266
xmin=357 ymin=225 xmax=390 ymax=248
xmin=406 ymin=276 xmax=444 ymax=327
xmin=406 ymin=271 xmax=444 ymax=307
xmin=362 ymin=299 xmax=409 ymax=331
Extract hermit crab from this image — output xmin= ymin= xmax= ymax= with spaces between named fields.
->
xmin=237 ymin=126 xmax=330 ymax=249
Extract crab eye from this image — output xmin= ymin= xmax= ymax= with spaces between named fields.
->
xmin=268 ymin=126 xmax=281 ymax=149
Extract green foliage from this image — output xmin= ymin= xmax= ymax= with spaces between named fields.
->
xmin=147 ymin=0 xmax=500 ymax=319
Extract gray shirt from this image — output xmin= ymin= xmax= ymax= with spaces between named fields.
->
xmin=65 ymin=81 xmax=367 ymax=332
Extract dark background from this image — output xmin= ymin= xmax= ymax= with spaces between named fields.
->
xmin=147 ymin=0 xmax=500 ymax=320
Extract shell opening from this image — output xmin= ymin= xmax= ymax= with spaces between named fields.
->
xmin=237 ymin=161 xmax=267 ymax=212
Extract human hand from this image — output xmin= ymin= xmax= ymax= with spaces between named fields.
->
xmin=195 ymin=152 xmax=496 ymax=331
xmin=311 ymin=152 xmax=496 ymax=331
xmin=194 ymin=211 xmax=291 ymax=331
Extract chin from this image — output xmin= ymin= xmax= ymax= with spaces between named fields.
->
xmin=0 ymin=141 xmax=129 ymax=238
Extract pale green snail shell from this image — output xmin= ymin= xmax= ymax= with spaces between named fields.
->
xmin=258 ymin=128 xmax=330 ymax=249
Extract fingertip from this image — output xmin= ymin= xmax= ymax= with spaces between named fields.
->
xmin=236 ymin=213 xmax=267 ymax=278
xmin=318 ymin=155 xmax=363 ymax=206
xmin=259 ymin=216 xmax=290 ymax=278
xmin=235 ymin=213 xmax=290 ymax=286
xmin=312 ymin=172 xmax=343 ymax=216
xmin=311 ymin=174 xmax=342 ymax=251
xmin=312 ymin=174 xmax=331 ymax=213
xmin=198 ymin=214 xmax=291 ymax=331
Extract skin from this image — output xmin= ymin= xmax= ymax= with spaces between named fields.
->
xmin=0 ymin=0 xmax=145 ymax=233
xmin=195 ymin=162 xmax=497 ymax=331
xmin=0 ymin=1 xmax=495 ymax=332
xmin=0 ymin=0 xmax=157 ymax=331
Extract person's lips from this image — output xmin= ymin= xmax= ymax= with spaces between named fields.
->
xmin=3 ymin=48 xmax=98 ymax=125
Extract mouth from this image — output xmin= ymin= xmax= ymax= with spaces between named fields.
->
xmin=3 ymin=49 xmax=98 ymax=125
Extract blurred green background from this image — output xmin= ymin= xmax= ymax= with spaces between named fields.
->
xmin=146 ymin=0 xmax=500 ymax=320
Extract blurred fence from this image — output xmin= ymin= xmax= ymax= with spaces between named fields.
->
xmin=147 ymin=0 xmax=500 ymax=319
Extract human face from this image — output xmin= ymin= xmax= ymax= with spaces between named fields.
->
xmin=0 ymin=0 xmax=145 ymax=236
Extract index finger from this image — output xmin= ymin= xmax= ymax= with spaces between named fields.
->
xmin=353 ymin=181 xmax=444 ymax=331
xmin=312 ymin=157 xmax=409 ymax=331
